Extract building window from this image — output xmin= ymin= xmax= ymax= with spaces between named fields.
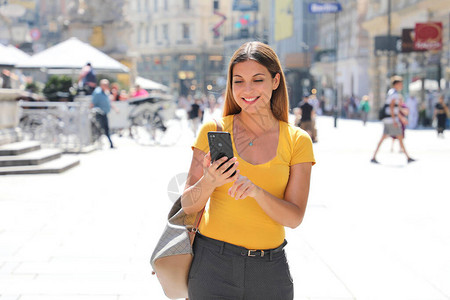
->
xmin=162 ymin=55 xmax=171 ymax=70
xmin=138 ymin=25 xmax=142 ymax=44
xmin=184 ymin=0 xmax=190 ymax=10
xmin=182 ymin=24 xmax=190 ymax=39
xmin=163 ymin=24 xmax=169 ymax=40
xmin=209 ymin=55 xmax=223 ymax=70
xmin=154 ymin=0 xmax=158 ymax=12
xmin=146 ymin=25 xmax=150 ymax=44
xmin=154 ymin=25 xmax=158 ymax=42
xmin=213 ymin=0 xmax=219 ymax=10
xmin=180 ymin=55 xmax=196 ymax=70
xmin=164 ymin=0 xmax=168 ymax=10
xmin=145 ymin=0 xmax=149 ymax=11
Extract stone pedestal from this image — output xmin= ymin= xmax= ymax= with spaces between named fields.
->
xmin=0 ymin=88 xmax=21 ymax=145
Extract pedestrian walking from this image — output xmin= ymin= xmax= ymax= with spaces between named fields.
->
xmin=390 ymin=95 xmax=409 ymax=152
xmin=202 ymin=93 xmax=222 ymax=122
xmin=78 ymin=62 xmax=97 ymax=95
xmin=298 ymin=95 xmax=318 ymax=143
xmin=371 ymin=76 xmax=415 ymax=164
xmin=433 ymin=94 xmax=449 ymax=137
xmin=406 ymin=95 xmax=419 ymax=129
xmin=188 ymin=96 xmax=203 ymax=137
xmin=181 ymin=41 xmax=315 ymax=299
xmin=359 ymin=95 xmax=370 ymax=125
xmin=91 ymin=79 xmax=116 ymax=149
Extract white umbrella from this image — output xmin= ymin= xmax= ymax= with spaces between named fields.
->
xmin=135 ymin=76 xmax=169 ymax=92
xmin=16 ymin=37 xmax=129 ymax=73
xmin=0 ymin=44 xmax=31 ymax=66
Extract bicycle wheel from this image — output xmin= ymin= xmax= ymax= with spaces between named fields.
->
xmin=33 ymin=114 xmax=64 ymax=147
xmin=19 ymin=114 xmax=43 ymax=141
xmin=129 ymin=110 xmax=158 ymax=146
xmin=157 ymin=114 xmax=183 ymax=146
xmin=130 ymin=110 xmax=183 ymax=146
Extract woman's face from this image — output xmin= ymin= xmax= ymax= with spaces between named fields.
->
xmin=231 ymin=60 xmax=280 ymax=114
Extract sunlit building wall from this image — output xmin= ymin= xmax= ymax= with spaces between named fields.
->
xmin=268 ymin=0 xmax=319 ymax=109
xmin=310 ymin=0 xmax=370 ymax=115
xmin=363 ymin=0 xmax=450 ymax=119
xmin=222 ymin=0 xmax=271 ymax=73
xmin=129 ymin=0 xmax=232 ymax=97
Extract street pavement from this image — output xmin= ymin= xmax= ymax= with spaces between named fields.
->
xmin=0 ymin=115 xmax=449 ymax=300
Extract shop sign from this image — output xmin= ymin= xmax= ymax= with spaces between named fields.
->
xmin=308 ymin=2 xmax=342 ymax=14
xmin=232 ymin=0 xmax=258 ymax=11
xmin=414 ymin=22 xmax=443 ymax=51
xmin=30 ymin=28 xmax=41 ymax=41
xmin=374 ymin=35 xmax=401 ymax=56
xmin=401 ymin=28 xmax=428 ymax=52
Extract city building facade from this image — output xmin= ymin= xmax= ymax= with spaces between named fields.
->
xmin=222 ymin=0 xmax=270 ymax=74
xmin=268 ymin=0 xmax=319 ymax=109
xmin=0 ymin=0 xmax=133 ymax=87
xmin=363 ymin=0 xmax=450 ymax=119
xmin=129 ymin=0 xmax=233 ymax=97
xmin=310 ymin=0 xmax=370 ymax=115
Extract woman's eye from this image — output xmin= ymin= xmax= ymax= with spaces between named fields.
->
xmin=254 ymin=79 xmax=263 ymax=82
xmin=233 ymin=81 xmax=243 ymax=84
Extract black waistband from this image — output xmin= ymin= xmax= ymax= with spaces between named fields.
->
xmin=195 ymin=233 xmax=287 ymax=260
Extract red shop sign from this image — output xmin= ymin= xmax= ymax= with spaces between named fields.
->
xmin=414 ymin=22 xmax=443 ymax=51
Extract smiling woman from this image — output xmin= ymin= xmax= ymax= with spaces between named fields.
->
xmin=181 ymin=41 xmax=316 ymax=300
xmin=232 ymin=60 xmax=279 ymax=112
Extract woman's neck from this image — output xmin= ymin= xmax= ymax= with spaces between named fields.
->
xmin=236 ymin=110 xmax=278 ymax=136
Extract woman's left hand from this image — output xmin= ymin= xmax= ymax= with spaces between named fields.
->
xmin=228 ymin=175 xmax=260 ymax=200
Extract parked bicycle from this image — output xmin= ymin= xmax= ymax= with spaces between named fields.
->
xmin=126 ymin=94 xmax=182 ymax=146
xmin=19 ymin=110 xmax=64 ymax=147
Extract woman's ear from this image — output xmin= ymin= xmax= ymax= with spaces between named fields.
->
xmin=273 ymin=73 xmax=280 ymax=90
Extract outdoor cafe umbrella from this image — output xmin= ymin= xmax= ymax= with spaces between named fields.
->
xmin=0 ymin=44 xmax=31 ymax=67
xmin=135 ymin=76 xmax=169 ymax=92
xmin=15 ymin=37 xmax=129 ymax=73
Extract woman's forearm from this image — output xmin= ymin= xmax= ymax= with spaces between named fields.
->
xmin=253 ymin=187 xmax=307 ymax=229
xmin=181 ymin=176 xmax=215 ymax=214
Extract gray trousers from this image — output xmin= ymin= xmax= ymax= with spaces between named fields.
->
xmin=188 ymin=234 xmax=294 ymax=300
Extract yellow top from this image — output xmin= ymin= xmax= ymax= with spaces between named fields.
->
xmin=192 ymin=115 xmax=315 ymax=249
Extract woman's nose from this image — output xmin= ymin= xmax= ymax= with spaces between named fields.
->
xmin=243 ymin=82 xmax=254 ymax=93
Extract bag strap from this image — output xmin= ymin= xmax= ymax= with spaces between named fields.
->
xmin=214 ymin=118 xmax=223 ymax=132
xmin=190 ymin=118 xmax=223 ymax=245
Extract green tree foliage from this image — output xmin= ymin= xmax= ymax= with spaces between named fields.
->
xmin=43 ymin=75 xmax=73 ymax=101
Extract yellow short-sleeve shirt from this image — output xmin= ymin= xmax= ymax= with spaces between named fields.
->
xmin=192 ymin=115 xmax=315 ymax=249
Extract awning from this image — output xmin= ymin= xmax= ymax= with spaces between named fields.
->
xmin=0 ymin=44 xmax=31 ymax=67
xmin=15 ymin=37 xmax=129 ymax=73
xmin=135 ymin=76 xmax=169 ymax=92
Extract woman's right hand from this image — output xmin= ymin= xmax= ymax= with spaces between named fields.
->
xmin=202 ymin=152 xmax=239 ymax=188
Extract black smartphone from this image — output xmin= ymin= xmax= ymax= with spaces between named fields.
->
xmin=207 ymin=131 xmax=236 ymax=177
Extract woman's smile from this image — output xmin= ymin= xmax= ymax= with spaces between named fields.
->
xmin=242 ymin=96 xmax=260 ymax=104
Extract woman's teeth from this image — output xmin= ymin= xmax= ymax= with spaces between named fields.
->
xmin=244 ymin=97 xmax=258 ymax=102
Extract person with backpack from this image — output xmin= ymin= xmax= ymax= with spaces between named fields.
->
xmin=371 ymin=76 xmax=415 ymax=164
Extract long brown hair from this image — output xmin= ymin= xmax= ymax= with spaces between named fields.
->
xmin=222 ymin=41 xmax=289 ymax=122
